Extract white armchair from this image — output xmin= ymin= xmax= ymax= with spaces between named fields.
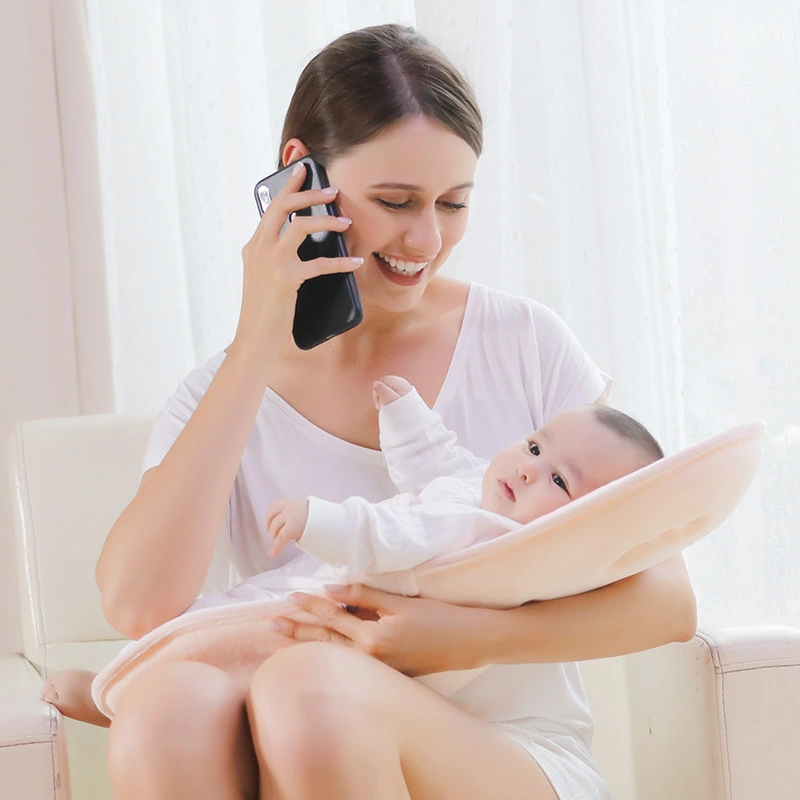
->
xmin=7 ymin=414 xmax=152 ymax=800
xmin=3 ymin=413 xmax=799 ymax=799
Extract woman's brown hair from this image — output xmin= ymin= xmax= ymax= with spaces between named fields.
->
xmin=279 ymin=24 xmax=483 ymax=168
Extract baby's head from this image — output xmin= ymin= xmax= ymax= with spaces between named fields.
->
xmin=481 ymin=405 xmax=663 ymax=524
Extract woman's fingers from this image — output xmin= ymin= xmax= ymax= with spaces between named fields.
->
xmin=285 ymin=592 xmax=371 ymax=640
xmin=256 ymin=161 xmax=312 ymax=237
xmin=278 ymin=213 xmax=352 ymax=253
xmin=271 ymin=615 xmax=353 ymax=648
xmin=324 ymin=583 xmax=404 ymax=614
xmin=294 ymin=255 xmax=364 ymax=283
xmin=261 ymin=166 xmax=341 ymax=239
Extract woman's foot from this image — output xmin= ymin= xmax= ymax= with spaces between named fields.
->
xmin=42 ymin=668 xmax=111 ymax=728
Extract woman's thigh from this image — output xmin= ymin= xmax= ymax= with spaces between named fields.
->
xmin=247 ymin=642 xmax=559 ymax=800
xmin=108 ymin=660 xmax=259 ymax=800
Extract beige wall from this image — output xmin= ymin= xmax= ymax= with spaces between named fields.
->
xmin=1 ymin=0 xmax=112 ymax=653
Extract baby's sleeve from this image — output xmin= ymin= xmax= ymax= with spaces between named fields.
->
xmin=379 ymin=389 xmax=489 ymax=494
xmin=300 ymin=494 xmax=490 ymax=575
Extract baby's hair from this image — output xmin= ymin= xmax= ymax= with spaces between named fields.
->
xmin=592 ymin=406 xmax=664 ymax=465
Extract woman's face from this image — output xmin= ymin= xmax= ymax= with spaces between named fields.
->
xmin=325 ymin=116 xmax=478 ymax=315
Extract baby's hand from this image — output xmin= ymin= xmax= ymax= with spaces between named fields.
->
xmin=373 ymin=375 xmax=413 ymax=409
xmin=265 ymin=498 xmax=310 ymax=557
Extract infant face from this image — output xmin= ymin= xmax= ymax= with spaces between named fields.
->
xmin=481 ymin=406 xmax=647 ymax=524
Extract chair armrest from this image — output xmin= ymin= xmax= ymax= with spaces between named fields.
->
xmin=0 ymin=653 xmax=70 ymax=799
xmin=625 ymin=624 xmax=800 ymax=800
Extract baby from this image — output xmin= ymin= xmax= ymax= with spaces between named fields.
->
xmin=265 ymin=375 xmax=663 ymax=571
xmin=43 ymin=376 xmax=662 ymax=727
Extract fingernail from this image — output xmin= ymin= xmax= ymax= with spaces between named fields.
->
xmin=325 ymin=584 xmax=346 ymax=593
xmin=269 ymin=620 xmax=281 ymax=632
xmin=42 ymin=690 xmax=57 ymax=703
xmin=321 ymin=186 xmax=338 ymax=196
xmin=348 ymin=257 xmax=364 ymax=265
xmin=337 ymin=216 xmax=352 ymax=224
xmin=287 ymin=594 xmax=302 ymax=605
xmin=292 ymin=162 xmax=305 ymax=176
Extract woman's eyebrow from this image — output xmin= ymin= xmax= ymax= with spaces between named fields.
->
xmin=368 ymin=181 xmax=475 ymax=191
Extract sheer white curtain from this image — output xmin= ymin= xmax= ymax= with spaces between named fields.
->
xmin=82 ymin=0 xmax=800 ymax=625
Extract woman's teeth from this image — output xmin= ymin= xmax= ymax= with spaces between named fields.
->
xmin=375 ymin=252 xmax=428 ymax=276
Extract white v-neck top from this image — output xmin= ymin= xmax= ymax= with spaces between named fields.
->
xmin=143 ymin=283 xmax=610 ymax=748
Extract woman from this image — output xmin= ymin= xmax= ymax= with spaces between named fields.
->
xmin=96 ymin=24 xmax=696 ymax=800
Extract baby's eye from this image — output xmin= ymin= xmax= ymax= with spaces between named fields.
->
xmin=552 ymin=474 xmax=569 ymax=493
xmin=529 ymin=442 xmax=540 ymax=456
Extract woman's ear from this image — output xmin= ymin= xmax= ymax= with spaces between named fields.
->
xmin=281 ymin=138 xmax=311 ymax=168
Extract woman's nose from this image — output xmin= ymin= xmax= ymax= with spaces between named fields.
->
xmin=402 ymin=207 xmax=442 ymax=256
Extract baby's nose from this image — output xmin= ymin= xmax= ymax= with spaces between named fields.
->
xmin=518 ymin=461 xmax=536 ymax=483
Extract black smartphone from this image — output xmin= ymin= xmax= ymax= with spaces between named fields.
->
xmin=254 ymin=157 xmax=363 ymax=350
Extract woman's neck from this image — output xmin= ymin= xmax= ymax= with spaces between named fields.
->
xmin=335 ymin=276 xmax=468 ymax=356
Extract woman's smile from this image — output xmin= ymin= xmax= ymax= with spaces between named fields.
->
xmin=373 ymin=252 xmax=429 ymax=286
xmin=374 ymin=251 xmax=429 ymax=276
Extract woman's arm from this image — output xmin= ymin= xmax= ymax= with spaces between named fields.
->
xmin=96 ymin=342 xmax=275 ymax=639
xmin=97 ymin=166 xmax=361 ymax=639
xmin=485 ymin=554 xmax=697 ymax=664
xmin=277 ymin=554 xmax=696 ymax=675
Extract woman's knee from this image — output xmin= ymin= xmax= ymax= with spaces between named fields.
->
xmin=108 ymin=661 xmax=249 ymax=781
xmin=249 ymin=642 xmax=375 ymax=710
xmin=248 ymin=644 xmax=399 ymax=786
xmin=248 ymin=644 xmax=385 ymax=753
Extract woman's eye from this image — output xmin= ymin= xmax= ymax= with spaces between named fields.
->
xmin=377 ymin=199 xmax=411 ymax=210
xmin=376 ymin=199 xmax=467 ymax=212
xmin=528 ymin=442 xmax=540 ymax=456
xmin=552 ymin=474 xmax=568 ymax=493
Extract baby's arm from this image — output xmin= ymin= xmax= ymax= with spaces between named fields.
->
xmin=266 ymin=489 xmax=440 ymax=567
xmin=376 ymin=375 xmax=489 ymax=495
xmin=299 ymin=494 xmax=493 ymax=575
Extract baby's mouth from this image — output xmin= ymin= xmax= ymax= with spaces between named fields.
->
xmin=500 ymin=480 xmax=515 ymax=501
xmin=374 ymin=251 xmax=429 ymax=277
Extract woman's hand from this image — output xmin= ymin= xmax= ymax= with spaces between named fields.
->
xmin=273 ymin=584 xmax=493 ymax=676
xmin=234 ymin=162 xmax=363 ymax=351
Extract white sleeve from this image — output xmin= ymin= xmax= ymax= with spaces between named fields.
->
xmin=299 ymin=494 xmax=488 ymax=574
xmin=141 ymin=351 xmax=227 ymax=475
xmin=378 ymin=389 xmax=489 ymax=495
xmin=530 ymin=302 xmax=613 ymax=420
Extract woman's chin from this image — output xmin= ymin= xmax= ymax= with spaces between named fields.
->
xmin=353 ymin=255 xmax=435 ymax=315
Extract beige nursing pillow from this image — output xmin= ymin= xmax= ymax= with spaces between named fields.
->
xmin=93 ymin=421 xmax=764 ymax=719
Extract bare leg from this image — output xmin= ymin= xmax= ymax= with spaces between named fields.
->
xmin=107 ymin=660 xmax=259 ymax=800
xmin=247 ymin=642 xmax=559 ymax=800
xmin=42 ymin=668 xmax=110 ymax=728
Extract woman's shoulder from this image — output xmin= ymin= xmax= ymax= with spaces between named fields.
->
xmin=178 ymin=350 xmax=227 ymax=394
xmin=154 ymin=350 xmax=228 ymax=423
xmin=465 ymin=283 xmax=569 ymax=339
